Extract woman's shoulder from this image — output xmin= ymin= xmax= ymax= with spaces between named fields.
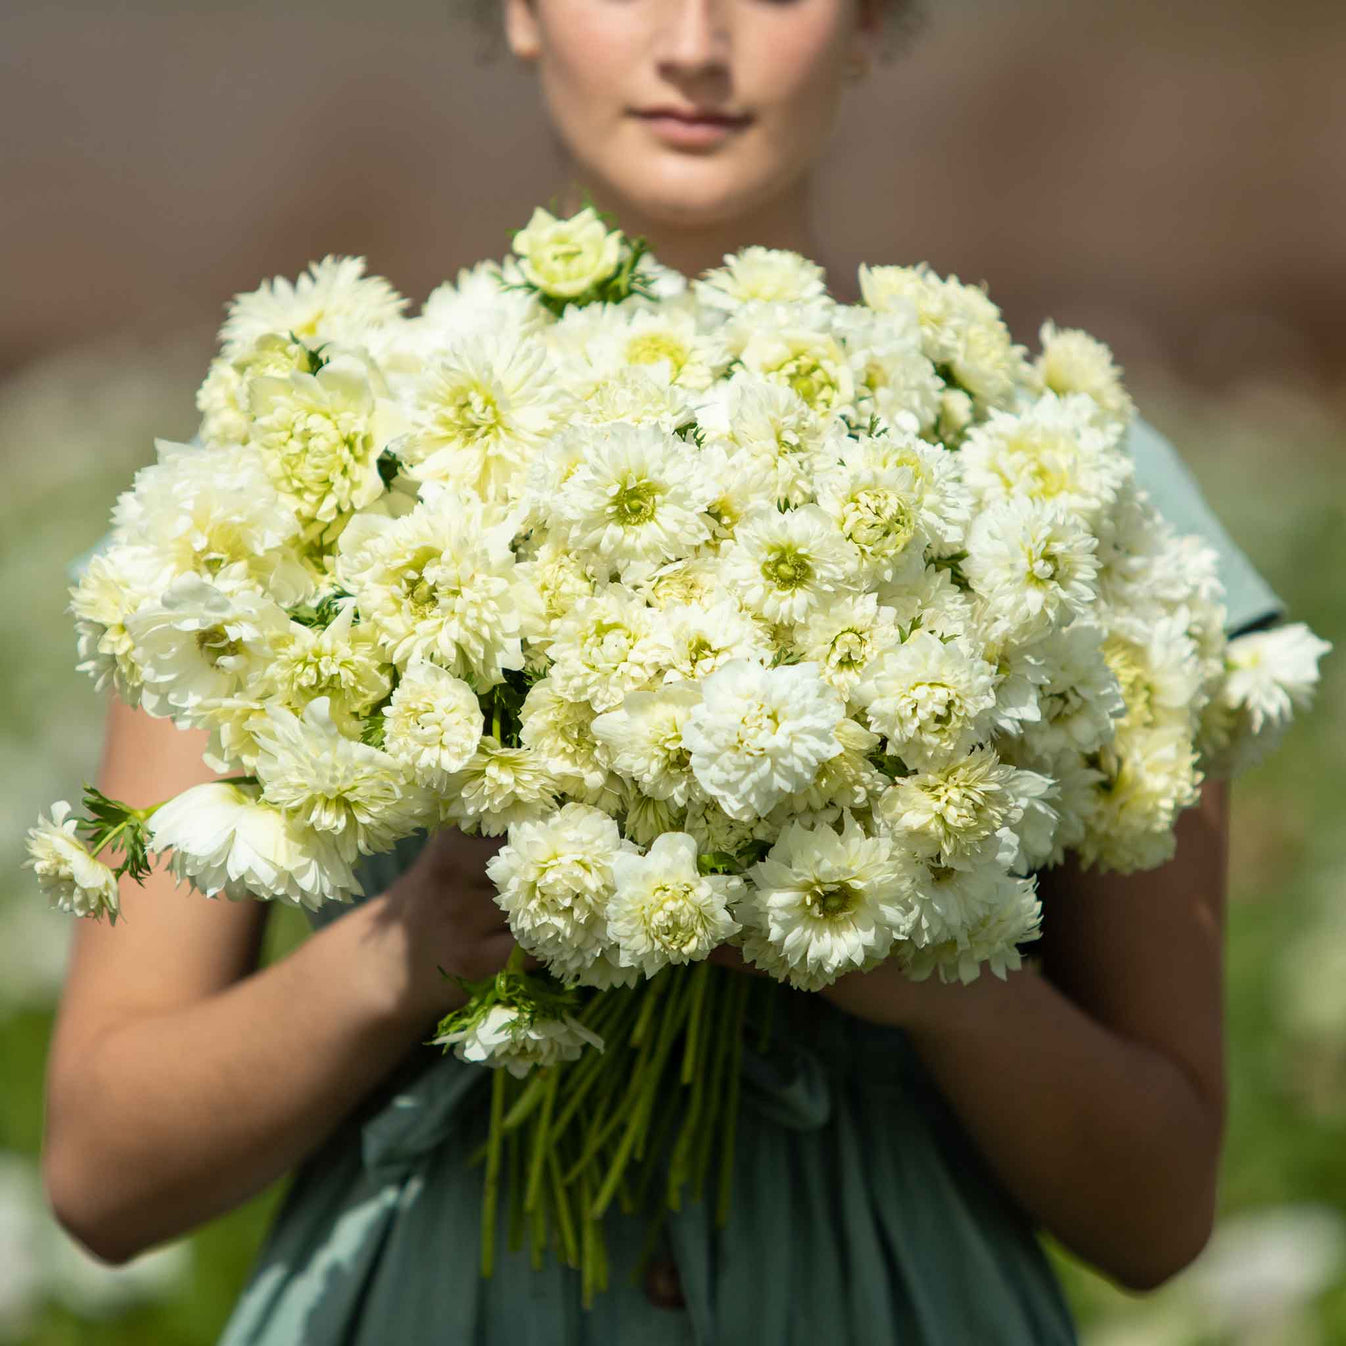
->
xmin=1122 ymin=415 xmax=1285 ymax=639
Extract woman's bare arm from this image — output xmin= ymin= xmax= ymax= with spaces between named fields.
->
xmin=42 ymin=698 xmax=513 ymax=1265
xmin=753 ymin=778 xmax=1231 ymax=1291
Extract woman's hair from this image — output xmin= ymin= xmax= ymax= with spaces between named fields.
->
xmin=466 ymin=0 xmax=928 ymax=65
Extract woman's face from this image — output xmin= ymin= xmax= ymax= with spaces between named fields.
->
xmin=504 ymin=0 xmax=877 ymax=227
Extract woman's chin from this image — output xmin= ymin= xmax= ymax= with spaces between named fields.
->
xmin=600 ymin=161 xmax=783 ymax=230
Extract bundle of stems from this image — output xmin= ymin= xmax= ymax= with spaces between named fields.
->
xmin=471 ymin=961 xmax=770 ymax=1305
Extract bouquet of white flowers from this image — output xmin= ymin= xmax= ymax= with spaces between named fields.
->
xmin=27 ymin=205 xmax=1329 ymax=1301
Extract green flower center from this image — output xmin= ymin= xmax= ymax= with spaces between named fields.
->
xmin=761 ymin=545 xmax=814 ymax=591
xmin=626 ymin=333 xmax=687 ymax=373
xmin=806 ymin=882 xmax=862 ymax=919
xmin=611 ymin=480 xmax=662 ymax=526
xmin=196 ymin=626 xmax=242 ymax=665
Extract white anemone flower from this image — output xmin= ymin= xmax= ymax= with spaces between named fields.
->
xmin=486 ymin=803 xmax=629 ymax=974
xmin=219 ymin=254 xmax=407 ymax=358
xmin=856 ymin=630 xmax=999 ymax=771
xmin=112 ymin=440 xmax=312 ymax=604
xmin=815 ymin=444 xmax=928 ymax=587
xmin=875 ymin=747 xmax=1054 ymax=872
xmin=798 ymin=591 xmax=904 ymax=705
xmin=608 ymin=832 xmax=741 ymax=977
xmin=442 ymin=738 xmax=559 ymax=836
xmin=552 ymin=422 xmax=715 ymax=576
xmin=261 ymin=604 xmax=392 ymax=734
xmin=402 ymin=334 xmax=560 ymax=500
xmin=591 ymin=682 xmax=703 ymax=806
xmin=335 ymin=488 xmax=538 ymax=686
xmin=721 ymin=505 xmax=859 ymax=627
xmin=246 ymin=354 xmax=403 ymax=528
xmin=1034 ymin=321 xmax=1136 ymax=430
xmin=435 ymin=1003 xmax=604 ymax=1079
xmin=740 ymin=812 xmax=918 ymax=991
xmin=693 ymin=247 xmax=828 ymax=309
xmin=960 ymin=393 xmax=1130 ymax=524
xmin=637 ymin=598 xmax=773 ymax=683
xmin=24 ymin=802 xmax=120 ymax=923
xmin=905 ymin=876 xmax=1042 ymax=984
xmin=148 ymin=780 xmax=361 ymax=908
xmin=518 ymin=678 xmax=609 ymax=794
xmin=681 ymin=658 xmax=846 ymax=821
xmin=1220 ymin=623 xmax=1332 ymax=737
xmin=733 ymin=307 xmax=858 ymax=417
xmin=964 ymin=498 xmax=1100 ymax=645
xmin=546 ymin=591 xmax=661 ymax=712
xmin=694 ymin=371 xmax=833 ymax=507
xmin=382 ymin=661 xmax=484 ymax=789
xmin=252 ymin=697 xmax=432 ymax=861
xmin=125 ymin=573 xmax=290 ymax=725
xmin=70 ymin=542 xmax=170 ymax=703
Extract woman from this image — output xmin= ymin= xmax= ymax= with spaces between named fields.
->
xmin=42 ymin=0 xmax=1286 ymax=1341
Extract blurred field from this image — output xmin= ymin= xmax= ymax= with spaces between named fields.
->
xmin=0 ymin=330 xmax=1342 ymax=1342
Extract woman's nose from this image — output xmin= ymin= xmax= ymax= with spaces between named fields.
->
xmin=654 ymin=0 xmax=731 ymax=80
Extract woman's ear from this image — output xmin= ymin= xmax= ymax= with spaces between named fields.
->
xmin=503 ymin=0 xmax=542 ymax=63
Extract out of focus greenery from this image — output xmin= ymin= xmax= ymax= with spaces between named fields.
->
xmin=1 ymin=342 xmax=1342 ymax=1344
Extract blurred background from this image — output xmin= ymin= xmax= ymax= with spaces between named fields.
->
xmin=2 ymin=0 xmax=1344 ymax=1340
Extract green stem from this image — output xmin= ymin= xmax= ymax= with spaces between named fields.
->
xmin=717 ymin=973 xmax=751 ymax=1228
xmin=524 ymin=1069 xmax=559 ymax=1213
xmin=549 ymin=1147 xmax=580 ymax=1269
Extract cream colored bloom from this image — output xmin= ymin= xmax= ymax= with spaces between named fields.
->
xmin=798 ymin=592 xmax=904 ymax=705
xmin=735 ymin=310 xmax=858 ymax=417
xmin=126 ymin=574 xmax=290 ymax=725
xmin=335 ymin=489 xmax=538 ymax=686
xmin=875 ymin=746 xmax=1054 ymax=872
xmin=112 ymin=440 xmax=312 ymax=604
xmin=964 ymin=498 xmax=1100 ymax=645
xmin=695 ymin=371 xmax=834 ymax=507
xmin=694 ymin=247 xmax=828 ymax=309
xmin=25 ymin=802 xmax=120 ymax=923
xmin=592 ymin=682 xmax=703 ymax=806
xmin=740 ymin=812 xmax=917 ymax=990
xmin=148 ymin=780 xmax=360 ymax=908
xmin=552 ymin=422 xmax=714 ymax=577
xmin=401 ymin=335 xmax=560 ymax=500
xmin=382 ymin=661 xmax=484 ymax=789
xmin=904 ymin=876 xmax=1041 ymax=984
xmin=434 ymin=1002 xmax=603 ymax=1078
xmin=546 ymin=591 xmax=661 ymax=711
xmin=261 ymin=604 xmax=392 ymax=733
xmin=219 ymin=255 xmax=407 ymax=359
xmin=247 ymin=355 xmax=401 ymax=527
xmin=856 ymin=631 xmax=999 ymax=771
xmin=721 ymin=505 xmax=859 ymax=628
xmin=960 ymin=393 xmax=1130 ymax=525
xmin=608 ymin=832 xmax=741 ymax=976
xmin=253 ymin=697 xmax=432 ymax=861
xmin=1034 ymin=321 xmax=1135 ymax=430
xmin=511 ymin=206 xmax=624 ymax=299
xmin=442 ymin=737 xmax=559 ymax=836
xmin=486 ymin=803 xmax=628 ymax=973
xmin=519 ymin=677 xmax=610 ymax=794
xmin=637 ymin=598 xmax=772 ymax=683
xmin=70 ymin=543 xmax=169 ymax=703
xmin=681 ymin=658 xmax=846 ymax=821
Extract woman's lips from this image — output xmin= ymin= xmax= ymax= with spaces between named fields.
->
xmin=632 ymin=108 xmax=752 ymax=150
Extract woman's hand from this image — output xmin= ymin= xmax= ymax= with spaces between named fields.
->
xmin=362 ymin=828 xmax=531 ymax=1030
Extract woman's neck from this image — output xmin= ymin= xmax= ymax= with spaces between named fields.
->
xmin=554 ymin=175 xmax=851 ymax=297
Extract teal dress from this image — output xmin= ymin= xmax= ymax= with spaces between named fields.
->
xmin=200 ymin=419 xmax=1282 ymax=1345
